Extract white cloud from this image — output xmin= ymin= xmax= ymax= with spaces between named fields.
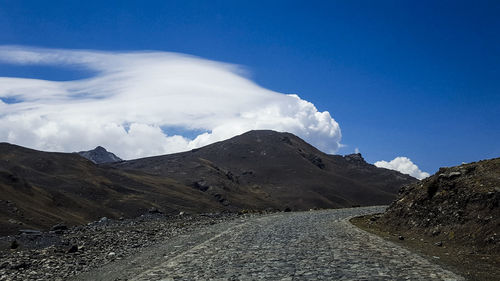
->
xmin=354 ymin=147 xmax=360 ymax=154
xmin=0 ymin=46 xmax=342 ymax=159
xmin=374 ymin=157 xmax=430 ymax=180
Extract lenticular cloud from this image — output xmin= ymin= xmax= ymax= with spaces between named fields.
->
xmin=0 ymin=46 xmax=342 ymax=159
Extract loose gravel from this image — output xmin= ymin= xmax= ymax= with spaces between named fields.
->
xmin=0 ymin=212 xmax=241 ymax=281
xmin=1 ymin=207 xmax=465 ymax=281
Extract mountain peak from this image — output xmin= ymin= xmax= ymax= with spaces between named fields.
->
xmin=94 ymin=145 xmax=107 ymax=151
xmin=77 ymin=146 xmax=122 ymax=164
xmin=115 ymin=130 xmax=416 ymax=210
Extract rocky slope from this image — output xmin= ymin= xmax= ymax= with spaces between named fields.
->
xmin=77 ymin=146 xmax=122 ymax=164
xmin=113 ymin=130 xmax=416 ymax=210
xmin=378 ymin=157 xmax=500 ymax=254
xmin=0 ymin=130 xmax=416 ymax=235
xmin=0 ymin=143 xmax=223 ymax=236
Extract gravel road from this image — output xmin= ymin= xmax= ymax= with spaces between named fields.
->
xmin=78 ymin=206 xmax=463 ymax=281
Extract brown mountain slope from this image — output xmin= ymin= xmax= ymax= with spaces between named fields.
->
xmin=113 ymin=130 xmax=416 ymax=210
xmin=0 ymin=130 xmax=416 ymax=235
xmin=0 ymin=143 xmax=224 ymax=236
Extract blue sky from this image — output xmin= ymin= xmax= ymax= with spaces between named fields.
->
xmin=0 ymin=0 xmax=499 ymax=175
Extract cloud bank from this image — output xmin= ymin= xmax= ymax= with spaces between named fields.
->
xmin=0 ymin=46 xmax=341 ymax=159
xmin=374 ymin=157 xmax=430 ymax=180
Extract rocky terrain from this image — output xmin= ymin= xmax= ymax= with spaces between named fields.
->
xmin=0 ymin=211 xmax=245 ymax=281
xmin=379 ymin=157 xmax=499 ymax=254
xmin=77 ymin=146 xmax=122 ymax=164
xmin=0 ymin=208 xmax=465 ymax=281
xmin=352 ymin=157 xmax=500 ymax=280
xmin=113 ymin=130 xmax=416 ymax=210
xmin=0 ymin=130 xmax=416 ymax=236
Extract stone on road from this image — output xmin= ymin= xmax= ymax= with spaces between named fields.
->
xmin=132 ymin=206 xmax=463 ymax=281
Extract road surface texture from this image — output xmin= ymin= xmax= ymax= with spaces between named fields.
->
xmin=77 ymin=206 xmax=463 ymax=281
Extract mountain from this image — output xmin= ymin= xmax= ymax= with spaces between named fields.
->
xmin=0 ymin=143 xmax=223 ymax=236
xmin=0 ymin=130 xmax=416 ymax=235
xmin=77 ymin=146 xmax=122 ymax=164
xmin=112 ymin=130 xmax=416 ymax=210
xmin=378 ymin=157 xmax=500 ymax=254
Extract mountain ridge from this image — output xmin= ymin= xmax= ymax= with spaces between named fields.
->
xmin=0 ymin=130 xmax=416 ymax=235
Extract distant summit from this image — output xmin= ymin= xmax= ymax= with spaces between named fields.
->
xmin=77 ymin=146 xmax=122 ymax=164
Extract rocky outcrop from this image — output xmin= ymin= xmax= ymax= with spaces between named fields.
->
xmin=379 ymin=157 xmax=500 ymax=254
xmin=343 ymin=153 xmax=366 ymax=165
